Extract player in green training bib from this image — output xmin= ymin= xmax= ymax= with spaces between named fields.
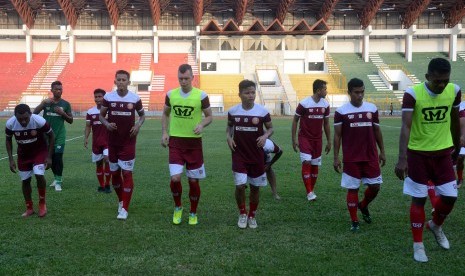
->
xmin=34 ymin=81 xmax=73 ymax=192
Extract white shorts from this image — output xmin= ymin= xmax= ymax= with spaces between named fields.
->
xmin=169 ymin=163 xmax=206 ymax=179
xmin=403 ymin=177 xmax=457 ymax=197
xmin=341 ymin=172 xmax=383 ymax=189
xmin=300 ymin=152 xmax=321 ymax=165
xmin=109 ymin=158 xmax=135 ymax=172
xmin=19 ymin=164 xmax=46 ymax=181
xmin=92 ymin=149 xmax=109 ymax=162
xmin=460 ymin=147 xmax=465 ymax=156
xmin=234 ymin=172 xmax=267 ymax=187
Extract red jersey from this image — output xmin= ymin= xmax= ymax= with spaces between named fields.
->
xmin=102 ymin=91 xmax=143 ymax=146
xmin=295 ymin=97 xmax=330 ymax=141
xmin=334 ymin=101 xmax=379 ymax=163
xmin=228 ymin=103 xmax=271 ymax=164
xmin=5 ymin=114 xmax=52 ymax=156
xmin=86 ymin=106 xmax=108 ymax=148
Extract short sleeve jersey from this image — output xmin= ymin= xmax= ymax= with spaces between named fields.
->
xmin=42 ymin=99 xmax=71 ymax=145
xmin=228 ymin=103 xmax=271 ymax=164
xmin=102 ymin=91 xmax=143 ymax=146
xmin=86 ymin=106 xmax=108 ymax=147
xmin=5 ymin=114 xmax=52 ymax=156
xmin=334 ymin=101 xmax=380 ymax=163
xmin=295 ymin=97 xmax=330 ymax=141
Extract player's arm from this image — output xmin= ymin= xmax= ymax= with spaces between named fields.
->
xmin=5 ymin=134 xmax=16 ymax=173
xmin=194 ymin=107 xmax=213 ymax=135
xmin=373 ymin=124 xmax=386 ymax=167
xmin=291 ymin=115 xmax=300 ymax=152
xmin=333 ymin=124 xmax=342 ymax=173
xmin=33 ymin=98 xmax=51 ymax=114
xmin=226 ymin=119 xmax=236 ymax=151
xmin=451 ymin=106 xmax=460 ymax=150
xmin=460 ymin=113 xmax=465 ymax=148
xmin=323 ymin=116 xmax=331 ymax=154
xmin=99 ymin=106 xmax=116 ymax=132
xmin=161 ymin=105 xmax=171 ymax=147
xmin=45 ymin=129 xmax=55 ymax=170
xmin=257 ymin=121 xmax=273 ymax=148
xmin=84 ymin=121 xmax=91 ymax=149
xmin=395 ymin=110 xmax=413 ymax=180
xmin=267 ymin=146 xmax=283 ymax=168
xmin=130 ymin=109 xmax=145 ymax=138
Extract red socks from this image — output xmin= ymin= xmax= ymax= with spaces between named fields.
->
xmin=359 ymin=186 xmax=379 ymax=209
xmin=238 ymin=203 xmax=247 ymax=215
xmin=347 ymin=189 xmax=359 ymax=222
xmin=170 ymin=180 xmax=183 ymax=207
xmin=433 ymin=197 xmax=454 ymax=226
xmin=188 ymin=179 xmax=201 ymax=214
xmin=310 ymin=165 xmax=319 ymax=192
xmin=104 ymin=161 xmax=111 ymax=186
xmin=121 ymin=170 xmax=134 ymax=210
xmin=410 ymin=203 xmax=425 ymax=242
xmin=249 ymin=202 xmax=258 ymax=218
xmin=302 ymin=163 xmax=312 ymax=194
xmin=111 ymin=169 xmax=123 ymax=202
xmin=427 ymin=181 xmax=438 ymax=208
xmin=38 ymin=188 xmax=46 ymax=204
xmin=96 ymin=163 xmax=104 ymax=187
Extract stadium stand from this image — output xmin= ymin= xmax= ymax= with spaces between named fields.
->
xmin=199 ymin=74 xmax=245 ymax=110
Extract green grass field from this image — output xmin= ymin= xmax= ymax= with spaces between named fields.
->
xmin=1 ymin=116 xmax=464 ymax=275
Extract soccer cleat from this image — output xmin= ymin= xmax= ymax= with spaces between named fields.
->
xmin=22 ymin=209 xmax=35 ymax=218
xmin=104 ymin=186 xmax=112 ymax=193
xmin=49 ymin=180 xmax=56 ymax=187
xmin=350 ymin=221 xmax=360 ymax=232
xmin=307 ymin=192 xmax=317 ymax=201
xmin=38 ymin=203 xmax=47 ymax=218
xmin=188 ymin=213 xmax=198 ymax=225
xmin=237 ymin=214 xmax=248 ymax=229
xmin=55 ymin=183 xmax=62 ymax=192
xmin=427 ymin=220 xmax=450 ymax=249
xmin=172 ymin=207 xmax=183 ymax=225
xmin=358 ymin=202 xmax=372 ymax=224
xmin=118 ymin=201 xmax=123 ymax=213
xmin=117 ymin=208 xmax=128 ymax=220
xmin=273 ymin=194 xmax=281 ymax=200
xmin=248 ymin=217 xmax=258 ymax=229
xmin=413 ymin=242 xmax=428 ymax=262
xmin=97 ymin=187 xmax=105 ymax=192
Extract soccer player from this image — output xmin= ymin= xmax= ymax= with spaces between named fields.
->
xmin=85 ymin=88 xmax=111 ymax=193
xmin=263 ymin=139 xmax=283 ymax=200
xmin=395 ymin=58 xmax=461 ymax=263
xmin=227 ymin=79 xmax=273 ymax=229
xmin=333 ymin=78 xmax=386 ymax=232
xmin=161 ymin=64 xmax=212 ymax=226
xmin=34 ymin=81 xmax=73 ymax=192
xmin=291 ymin=79 xmax=331 ymax=201
xmin=5 ymin=104 xmax=54 ymax=217
xmin=99 ymin=70 xmax=145 ymax=220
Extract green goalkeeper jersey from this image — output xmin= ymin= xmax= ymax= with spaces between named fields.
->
xmin=43 ymin=99 xmax=72 ymax=145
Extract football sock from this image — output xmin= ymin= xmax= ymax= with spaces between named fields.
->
xmin=410 ymin=203 xmax=425 ymax=242
xmin=302 ymin=163 xmax=312 ymax=193
xmin=96 ymin=163 xmax=104 ymax=187
xmin=249 ymin=202 xmax=258 ymax=218
xmin=310 ymin=165 xmax=319 ymax=192
xmin=238 ymin=203 xmax=247 ymax=215
xmin=25 ymin=200 xmax=33 ymax=210
xmin=432 ymin=197 xmax=455 ymax=226
xmin=104 ymin=161 xmax=111 ymax=186
xmin=38 ymin=188 xmax=46 ymax=204
xmin=170 ymin=180 xmax=182 ymax=207
xmin=360 ymin=185 xmax=379 ymax=209
xmin=427 ymin=181 xmax=438 ymax=208
xmin=111 ymin=169 xmax=123 ymax=202
xmin=121 ymin=170 xmax=134 ymax=210
xmin=347 ymin=189 xmax=359 ymax=222
xmin=188 ymin=179 xmax=200 ymax=214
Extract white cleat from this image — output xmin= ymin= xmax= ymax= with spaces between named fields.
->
xmin=117 ymin=208 xmax=128 ymax=220
xmin=237 ymin=214 xmax=247 ymax=229
xmin=247 ymin=217 xmax=258 ymax=229
xmin=55 ymin=183 xmax=62 ymax=192
xmin=307 ymin=192 xmax=317 ymax=201
xmin=118 ymin=201 xmax=123 ymax=213
xmin=427 ymin=220 xmax=450 ymax=249
xmin=50 ymin=180 xmax=56 ymax=187
xmin=413 ymin=242 xmax=428 ymax=263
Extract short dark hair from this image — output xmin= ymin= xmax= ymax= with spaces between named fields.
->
xmin=51 ymin=80 xmax=62 ymax=89
xmin=428 ymin=58 xmax=451 ymax=75
xmin=348 ymin=78 xmax=364 ymax=92
xmin=178 ymin=64 xmax=193 ymax=75
xmin=313 ymin=79 xmax=327 ymax=93
xmin=94 ymin=88 xmax=106 ymax=96
xmin=238 ymin=79 xmax=256 ymax=93
xmin=115 ymin=70 xmax=130 ymax=79
xmin=14 ymin=103 xmax=31 ymax=115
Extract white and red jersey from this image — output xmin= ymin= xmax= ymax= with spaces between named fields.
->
xmin=295 ymin=97 xmax=330 ymax=141
xmin=334 ymin=101 xmax=379 ymax=163
xmin=459 ymin=101 xmax=465 ymax=118
xmin=102 ymin=91 xmax=143 ymax=146
xmin=86 ymin=106 xmax=108 ymax=148
xmin=228 ymin=103 xmax=271 ymax=164
xmin=5 ymin=114 xmax=51 ymax=156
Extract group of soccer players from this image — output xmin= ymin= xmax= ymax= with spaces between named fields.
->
xmin=5 ymin=58 xmax=463 ymax=263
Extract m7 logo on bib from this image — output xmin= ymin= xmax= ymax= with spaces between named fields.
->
xmin=422 ymin=106 xmax=448 ymax=121
xmin=173 ymin=105 xmax=194 ymax=117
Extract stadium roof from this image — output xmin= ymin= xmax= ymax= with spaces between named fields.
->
xmin=2 ymin=0 xmax=464 ymax=29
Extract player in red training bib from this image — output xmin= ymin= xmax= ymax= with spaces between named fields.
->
xmin=85 ymin=89 xmax=111 ymax=193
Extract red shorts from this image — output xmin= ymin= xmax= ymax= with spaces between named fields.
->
xmin=108 ymin=143 xmax=135 ymax=163
xmin=233 ymin=160 xmax=265 ymax=178
xmin=407 ymin=150 xmax=455 ymax=185
xmin=92 ymin=141 xmax=108 ymax=155
xmin=169 ymin=147 xmax=204 ymax=170
xmin=18 ymin=151 xmax=48 ymax=172
xmin=298 ymin=138 xmax=322 ymax=159
xmin=343 ymin=161 xmax=381 ymax=179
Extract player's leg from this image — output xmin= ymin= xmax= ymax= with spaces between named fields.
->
xmin=185 ymin=148 xmax=206 ymax=225
xmin=456 ymin=153 xmax=464 ymax=188
xmin=103 ymin=149 xmax=111 ymax=193
xmin=108 ymin=145 xmax=123 ymax=213
xmin=21 ymin=177 xmax=34 ymax=217
xmin=358 ymin=161 xmax=382 ymax=224
xmin=246 ymin=165 xmax=267 ymax=229
xmin=169 ymin=147 xmax=186 ymax=224
xmin=308 ymin=139 xmax=323 ymax=200
xmin=341 ymin=162 xmax=362 ymax=231
xmin=95 ymin=159 xmax=105 ymax=192
xmin=116 ymin=144 xmax=136 ymax=220
xmin=266 ymin=167 xmax=280 ymax=200
xmin=234 ymin=169 xmax=248 ymax=229
xmin=52 ymin=144 xmax=65 ymax=191
xmin=35 ymin=174 xmax=47 ymax=217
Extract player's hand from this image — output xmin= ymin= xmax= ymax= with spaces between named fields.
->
xmin=394 ymin=157 xmax=408 ymax=180
xmin=9 ymin=159 xmax=16 ymax=173
xmin=379 ymin=152 xmax=386 ymax=167
xmin=54 ymin=106 xmax=65 ymax=115
xmin=45 ymin=157 xmax=52 ymax=170
xmin=84 ymin=139 xmax=88 ymax=149
xmin=292 ymin=140 xmax=299 ymax=152
xmin=325 ymin=142 xmax=332 ymax=154
xmin=333 ymin=158 xmax=342 ymax=173
xmin=193 ymin=124 xmax=204 ymax=135
xmin=130 ymin=124 xmax=141 ymax=137
xmin=264 ymin=162 xmax=271 ymax=171
xmin=256 ymin=136 xmax=266 ymax=148
xmin=43 ymin=98 xmax=53 ymax=105
xmin=105 ymin=122 xmax=117 ymax=131
xmin=227 ymin=136 xmax=236 ymax=152
xmin=161 ymin=133 xmax=169 ymax=147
